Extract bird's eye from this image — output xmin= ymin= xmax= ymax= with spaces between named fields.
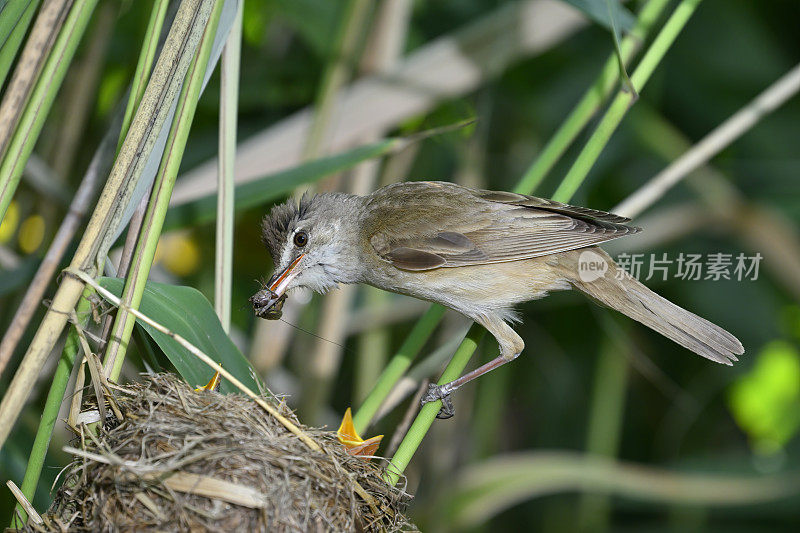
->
xmin=293 ymin=230 xmax=308 ymax=247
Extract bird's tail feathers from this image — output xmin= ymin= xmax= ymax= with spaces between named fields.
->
xmin=561 ymin=248 xmax=743 ymax=364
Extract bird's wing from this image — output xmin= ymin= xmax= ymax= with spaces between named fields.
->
xmin=474 ymin=189 xmax=632 ymax=224
xmin=370 ymin=184 xmax=640 ymax=271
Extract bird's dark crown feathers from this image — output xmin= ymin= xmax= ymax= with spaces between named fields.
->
xmin=261 ymin=194 xmax=313 ymax=260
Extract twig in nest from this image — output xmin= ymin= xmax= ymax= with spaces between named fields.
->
xmin=70 ymin=311 xmax=124 ymax=423
xmin=67 ymin=354 xmax=86 ymax=432
xmin=7 ymin=479 xmax=42 ymax=525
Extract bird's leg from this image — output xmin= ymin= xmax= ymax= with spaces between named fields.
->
xmin=422 ymin=315 xmax=524 ymax=419
xmin=421 ymin=354 xmax=516 ymax=419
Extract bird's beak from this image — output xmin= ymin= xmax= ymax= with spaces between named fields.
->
xmin=268 ymin=254 xmax=304 ymax=296
xmin=251 ymin=255 xmax=304 ymax=320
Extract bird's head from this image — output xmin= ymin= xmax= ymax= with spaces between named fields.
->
xmin=251 ymin=193 xmax=363 ymax=319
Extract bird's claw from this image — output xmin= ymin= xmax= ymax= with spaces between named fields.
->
xmin=421 ymin=383 xmax=455 ymax=419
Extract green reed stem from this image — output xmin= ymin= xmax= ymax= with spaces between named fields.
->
xmin=103 ymin=0 xmax=222 ymax=381
xmin=353 ymin=304 xmax=447 ymax=434
xmin=385 ymin=324 xmax=485 ymax=485
xmin=516 ymin=0 xmax=670 ymax=195
xmin=553 ymin=0 xmax=702 ymax=203
xmin=11 ymin=294 xmax=88 ymax=527
xmin=576 ymin=321 xmax=630 ymax=530
xmin=215 ymin=1 xmax=241 ymax=331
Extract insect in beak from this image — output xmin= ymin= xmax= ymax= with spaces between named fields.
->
xmin=250 ymin=289 xmax=286 ymax=319
xmin=251 ymin=255 xmax=304 ymax=320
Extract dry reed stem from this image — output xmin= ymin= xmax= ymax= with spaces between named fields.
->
xmin=615 ymin=62 xmax=800 ymax=219
xmin=7 ymin=480 xmax=43 ymax=525
xmin=0 ymin=112 xmax=118 ymax=378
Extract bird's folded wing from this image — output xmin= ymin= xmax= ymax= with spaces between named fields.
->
xmin=374 ymin=192 xmax=640 ymax=271
xmin=475 ymin=189 xmax=632 ymax=224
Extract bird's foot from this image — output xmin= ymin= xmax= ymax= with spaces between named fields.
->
xmin=421 ymin=383 xmax=455 ymax=419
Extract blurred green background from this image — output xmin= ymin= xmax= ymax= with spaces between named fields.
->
xmin=1 ymin=0 xmax=800 ymax=530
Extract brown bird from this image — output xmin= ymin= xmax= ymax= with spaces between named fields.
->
xmin=252 ymin=181 xmax=743 ymax=417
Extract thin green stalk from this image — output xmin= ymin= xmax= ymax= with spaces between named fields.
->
xmin=385 ymin=324 xmax=485 ymax=485
xmin=576 ymin=323 xmax=630 ymax=531
xmin=0 ymin=0 xmax=41 ymax=89
xmin=214 ymin=1 xmax=241 ymax=332
xmin=0 ymin=0 xmax=98 ymax=224
xmin=386 ymin=0 xmax=703 ymax=483
xmin=352 ymin=304 xmax=446 ymax=434
xmin=516 ymin=0 xmax=670 ymax=195
xmin=553 ymin=0 xmax=703 ymax=203
xmin=117 ymin=0 xmax=169 ymax=152
xmin=103 ymin=0 xmax=223 ymax=381
xmin=354 ymin=287 xmax=391 ymax=405
xmin=11 ymin=294 xmax=88 ymax=527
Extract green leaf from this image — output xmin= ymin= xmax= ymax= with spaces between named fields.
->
xmin=728 ymin=341 xmax=800 ymax=453
xmin=99 ymin=277 xmax=258 ymax=394
xmin=166 ymin=119 xmax=476 ymax=231
xmin=164 ymin=137 xmax=402 ymax=230
xmin=562 ymin=0 xmax=635 ymax=32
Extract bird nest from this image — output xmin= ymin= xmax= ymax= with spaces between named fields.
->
xmin=26 ymin=373 xmax=414 ymax=532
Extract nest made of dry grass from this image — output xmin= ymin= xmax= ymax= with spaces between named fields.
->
xmin=30 ymin=373 xmax=414 ymax=532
